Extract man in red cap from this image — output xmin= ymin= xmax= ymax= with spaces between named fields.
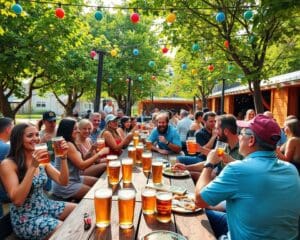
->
xmin=195 ymin=114 xmax=300 ymax=239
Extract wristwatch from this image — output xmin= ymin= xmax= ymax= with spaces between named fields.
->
xmin=203 ymin=162 xmax=215 ymax=169
xmin=166 ymin=141 xmax=170 ymax=145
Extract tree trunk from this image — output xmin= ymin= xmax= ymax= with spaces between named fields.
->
xmin=201 ymin=95 xmax=207 ymax=109
xmin=0 ymin=89 xmax=16 ymax=120
xmin=252 ymin=80 xmax=264 ymax=113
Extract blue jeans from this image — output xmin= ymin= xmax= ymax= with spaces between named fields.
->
xmin=177 ymin=155 xmax=205 ymax=165
xmin=205 ymin=209 xmax=228 ymax=238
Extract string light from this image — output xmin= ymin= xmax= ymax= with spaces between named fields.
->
xmin=94 ymin=7 xmax=103 ymax=21
xmin=55 ymin=3 xmax=65 ymax=19
xmin=12 ymin=1 xmax=23 ymax=14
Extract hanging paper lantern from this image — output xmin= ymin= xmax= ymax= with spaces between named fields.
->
xmin=148 ymin=60 xmax=155 ymax=68
xmin=151 ymin=75 xmax=156 ymax=80
xmin=90 ymin=50 xmax=97 ymax=58
xmin=227 ymin=64 xmax=234 ymax=72
xmin=166 ymin=12 xmax=176 ymax=23
xmin=192 ymin=43 xmax=200 ymax=52
xmin=208 ymin=64 xmax=214 ymax=72
xmin=133 ymin=48 xmax=139 ymax=56
xmin=108 ymin=77 xmax=112 ymax=83
xmin=216 ymin=11 xmax=225 ymax=23
xmin=191 ymin=69 xmax=197 ymax=75
xmin=95 ymin=11 xmax=103 ymax=21
xmin=181 ymin=63 xmax=187 ymax=70
xmin=162 ymin=47 xmax=169 ymax=54
xmin=138 ymin=76 xmax=143 ymax=81
xmin=111 ymin=49 xmax=117 ymax=57
xmin=224 ymin=40 xmax=229 ymax=49
xmin=130 ymin=12 xmax=140 ymax=24
xmin=244 ymin=10 xmax=253 ymax=21
xmin=11 ymin=3 xmax=22 ymax=14
xmin=248 ymin=35 xmax=255 ymax=44
xmin=55 ymin=7 xmax=65 ymax=19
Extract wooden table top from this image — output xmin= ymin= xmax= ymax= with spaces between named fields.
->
xmin=50 ymin=150 xmax=216 ymax=240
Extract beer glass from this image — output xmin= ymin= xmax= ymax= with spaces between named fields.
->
xmin=96 ymin=137 xmax=105 ymax=152
xmin=108 ymin=161 xmax=121 ymax=185
xmin=186 ymin=137 xmax=197 ymax=155
xmin=94 ymin=188 xmax=112 ymax=228
xmin=121 ymin=158 xmax=133 ymax=184
xmin=142 ymin=151 xmax=152 ymax=173
xmin=106 ymin=155 xmax=118 ymax=176
xmin=141 ymin=188 xmax=156 ymax=215
xmin=34 ymin=143 xmax=50 ymax=166
xmin=152 ymin=161 xmax=163 ymax=185
xmin=156 ymin=192 xmax=172 ymax=223
xmin=118 ymin=189 xmax=136 ymax=229
xmin=145 ymin=140 xmax=152 ymax=151
xmin=169 ymin=156 xmax=177 ymax=167
xmin=133 ymin=136 xmax=139 ymax=147
xmin=51 ymin=136 xmax=64 ymax=157
xmin=128 ymin=146 xmax=136 ymax=164
xmin=216 ymin=141 xmax=227 ymax=157
xmin=136 ymin=144 xmax=144 ymax=164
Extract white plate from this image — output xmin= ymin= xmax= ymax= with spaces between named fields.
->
xmin=141 ymin=230 xmax=187 ymax=240
xmin=163 ymin=167 xmax=190 ymax=178
xmin=172 ymin=193 xmax=202 ymax=213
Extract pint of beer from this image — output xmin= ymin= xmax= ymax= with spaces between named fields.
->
xmin=94 ymin=188 xmax=112 ymax=228
xmin=141 ymin=151 xmax=152 ymax=173
xmin=141 ymin=188 xmax=156 ymax=215
xmin=34 ymin=143 xmax=50 ymax=166
xmin=108 ymin=161 xmax=121 ymax=185
xmin=145 ymin=140 xmax=152 ymax=151
xmin=106 ymin=155 xmax=118 ymax=176
xmin=128 ymin=146 xmax=136 ymax=164
xmin=96 ymin=137 xmax=105 ymax=152
xmin=51 ymin=136 xmax=64 ymax=157
xmin=133 ymin=136 xmax=139 ymax=147
xmin=187 ymin=137 xmax=197 ymax=155
xmin=152 ymin=161 xmax=163 ymax=185
xmin=136 ymin=144 xmax=144 ymax=164
xmin=121 ymin=158 xmax=133 ymax=184
xmin=118 ymin=189 xmax=136 ymax=229
xmin=156 ymin=192 xmax=172 ymax=223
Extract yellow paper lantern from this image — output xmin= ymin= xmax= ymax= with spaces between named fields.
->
xmin=110 ymin=49 xmax=117 ymax=57
xmin=166 ymin=12 xmax=176 ymax=23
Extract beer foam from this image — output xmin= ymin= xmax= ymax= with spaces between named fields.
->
xmin=122 ymin=158 xmax=133 ymax=165
xmin=128 ymin=146 xmax=136 ymax=151
xmin=142 ymin=189 xmax=156 ymax=197
xmin=156 ymin=192 xmax=172 ymax=201
xmin=152 ymin=161 xmax=163 ymax=166
xmin=142 ymin=152 xmax=152 ymax=158
xmin=34 ymin=143 xmax=47 ymax=150
xmin=118 ymin=189 xmax=135 ymax=200
xmin=136 ymin=144 xmax=144 ymax=149
xmin=107 ymin=155 xmax=118 ymax=160
xmin=109 ymin=161 xmax=121 ymax=167
xmin=95 ymin=188 xmax=112 ymax=198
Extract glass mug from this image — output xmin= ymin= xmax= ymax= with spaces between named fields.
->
xmin=94 ymin=188 xmax=112 ymax=228
xmin=34 ymin=143 xmax=50 ymax=166
xmin=51 ymin=136 xmax=65 ymax=157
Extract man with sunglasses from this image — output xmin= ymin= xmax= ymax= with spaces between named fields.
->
xmin=195 ymin=114 xmax=300 ymax=239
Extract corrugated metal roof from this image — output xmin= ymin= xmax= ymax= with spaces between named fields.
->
xmin=210 ymin=70 xmax=300 ymax=97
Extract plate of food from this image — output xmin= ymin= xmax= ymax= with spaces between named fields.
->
xmin=141 ymin=230 xmax=187 ymax=240
xmin=172 ymin=193 xmax=202 ymax=213
xmin=163 ymin=167 xmax=190 ymax=178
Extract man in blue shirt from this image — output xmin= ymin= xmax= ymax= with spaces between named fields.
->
xmin=0 ymin=117 xmax=13 ymax=217
xmin=195 ymin=114 xmax=300 ymax=239
xmin=148 ymin=112 xmax=181 ymax=155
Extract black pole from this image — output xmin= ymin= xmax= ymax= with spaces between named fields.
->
xmin=221 ymin=78 xmax=225 ymax=114
xmin=193 ymin=96 xmax=196 ymax=113
xmin=126 ymin=77 xmax=132 ymax=116
xmin=94 ymin=50 xmax=105 ymax=112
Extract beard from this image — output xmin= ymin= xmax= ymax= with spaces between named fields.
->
xmin=157 ymin=125 xmax=168 ymax=134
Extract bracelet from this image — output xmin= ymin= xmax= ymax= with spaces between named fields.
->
xmin=166 ymin=141 xmax=170 ymax=145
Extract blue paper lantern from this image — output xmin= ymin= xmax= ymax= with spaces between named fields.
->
xmin=12 ymin=3 xmax=22 ymax=14
xmin=148 ymin=60 xmax=155 ymax=68
xmin=216 ymin=12 xmax=225 ymax=23
xmin=95 ymin=11 xmax=103 ymax=21
xmin=181 ymin=63 xmax=187 ymax=70
xmin=133 ymin=48 xmax=139 ymax=56
xmin=192 ymin=43 xmax=200 ymax=52
xmin=244 ymin=10 xmax=253 ymax=20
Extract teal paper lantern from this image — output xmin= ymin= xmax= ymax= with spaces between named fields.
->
xmin=248 ymin=35 xmax=255 ymax=44
xmin=244 ymin=10 xmax=253 ymax=20
xmin=95 ymin=11 xmax=103 ymax=21
xmin=216 ymin=12 xmax=225 ymax=23
xmin=148 ymin=60 xmax=155 ymax=68
xmin=12 ymin=3 xmax=22 ymax=14
xmin=138 ymin=76 xmax=143 ymax=81
xmin=133 ymin=48 xmax=139 ymax=56
xmin=192 ymin=43 xmax=200 ymax=52
xmin=181 ymin=63 xmax=187 ymax=70
xmin=227 ymin=64 xmax=234 ymax=72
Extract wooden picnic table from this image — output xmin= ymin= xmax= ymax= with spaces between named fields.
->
xmin=50 ymin=149 xmax=216 ymax=240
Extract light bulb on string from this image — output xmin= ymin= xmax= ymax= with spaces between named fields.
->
xmin=133 ymin=48 xmax=139 ymax=56
xmin=192 ymin=42 xmax=200 ymax=52
xmin=130 ymin=10 xmax=140 ymax=24
xmin=111 ymin=49 xmax=117 ymax=57
xmin=181 ymin=63 xmax=187 ymax=70
xmin=95 ymin=7 xmax=103 ymax=21
xmin=224 ymin=40 xmax=229 ymax=49
xmin=166 ymin=10 xmax=176 ymax=23
xmin=90 ymin=50 xmax=97 ymax=59
xmin=208 ymin=64 xmax=214 ymax=72
xmin=244 ymin=10 xmax=253 ymax=20
xmin=216 ymin=11 xmax=225 ymax=23
xmin=148 ymin=60 xmax=155 ymax=68
xmin=11 ymin=2 xmax=22 ymax=14
xmin=55 ymin=3 xmax=65 ymax=19
xmin=162 ymin=46 xmax=169 ymax=54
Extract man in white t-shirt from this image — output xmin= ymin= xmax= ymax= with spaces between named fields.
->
xmin=103 ymin=99 xmax=114 ymax=115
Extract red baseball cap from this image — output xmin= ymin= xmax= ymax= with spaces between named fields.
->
xmin=237 ymin=114 xmax=281 ymax=146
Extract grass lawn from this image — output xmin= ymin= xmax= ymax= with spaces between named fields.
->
xmin=16 ymin=114 xmax=43 ymax=119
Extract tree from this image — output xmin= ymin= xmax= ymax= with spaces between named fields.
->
xmin=130 ymin=0 xmax=300 ymax=113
